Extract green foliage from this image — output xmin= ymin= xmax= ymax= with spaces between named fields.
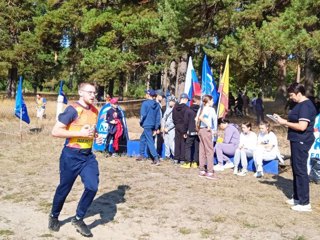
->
xmin=125 ymin=82 xmax=146 ymax=98
xmin=0 ymin=0 xmax=319 ymax=96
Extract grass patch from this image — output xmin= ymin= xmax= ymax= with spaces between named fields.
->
xmin=0 ymin=229 xmax=14 ymax=237
xmin=242 ymin=221 xmax=258 ymax=229
xmin=274 ymin=221 xmax=285 ymax=229
xmin=2 ymin=193 xmax=24 ymax=203
xmin=179 ymin=227 xmax=192 ymax=235
xmin=200 ymin=228 xmax=214 ymax=238
xmin=211 ymin=215 xmax=227 ymax=223
xmin=138 ymin=233 xmax=150 ymax=240
xmin=38 ymin=200 xmax=52 ymax=213
xmin=39 ymin=233 xmax=54 ymax=238
xmin=294 ymin=236 xmax=307 ymax=240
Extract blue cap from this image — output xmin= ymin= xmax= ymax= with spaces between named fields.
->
xmin=155 ymin=89 xmax=165 ymax=97
xmin=145 ymin=89 xmax=156 ymax=97
xmin=180 ymin=93 xmax=190 ymax=100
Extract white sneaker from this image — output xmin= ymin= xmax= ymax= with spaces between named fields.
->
xmin=214 ymin=164 xmax=225 ymax=171
xmin=237 ymin=170 xmax=247 ymax=177
xmin=291 ymin=204 xmax=312 ymax=212
xmin=224 ymin=162 xmax=234 ymax=169
xmin=254 ymin=171 xmax=263 ymax=178
xmin=286 ymin=198 xmax=299 ymax=206
xmin=233 ymin=169 xmax=238 ymax=175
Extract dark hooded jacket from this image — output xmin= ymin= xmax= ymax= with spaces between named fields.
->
xmin=140 ymin=99 xmax=161 ymax=130
xmin=183 ymin=104 xmax=200 ymax=135
xmin=172 ymin=103 xmax=189 ymax=132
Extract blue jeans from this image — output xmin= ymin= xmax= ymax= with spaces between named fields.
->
xmin=140 ymin=128 xmax=158 ymax=160
xmin=51 ymin=147 xmax=99 ymax=219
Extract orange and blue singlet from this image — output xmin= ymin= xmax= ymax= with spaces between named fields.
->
xmin=58 ymin=102 xmax=98 ymax=149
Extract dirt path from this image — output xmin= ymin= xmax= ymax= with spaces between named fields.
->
xmin=1 ymin=123 xmax=320 ymax=240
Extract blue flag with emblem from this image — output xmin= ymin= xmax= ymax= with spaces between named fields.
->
xmin=58 ymin=80 xmax=68 ymax=104
xmin=201 ymin=55 xmax=219 ymax=105
xmin=14 ymin=76 xmax=30 ymax=124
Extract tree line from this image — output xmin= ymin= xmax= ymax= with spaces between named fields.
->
xmin=0 ymin=0 xmax=319 ymax=100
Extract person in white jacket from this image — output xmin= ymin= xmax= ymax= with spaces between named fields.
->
xmin=161 ymin=96 xmax=176 ymax=159
xmin=253 ymin=121 xmax=283 ymax=178
xmin=233 ymin=122 xmax=257 ymax=176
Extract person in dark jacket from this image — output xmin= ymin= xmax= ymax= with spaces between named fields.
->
xmin=181 ymin=95 xmax=201 ymax=168
xmin=105 ymin=98 xmax=123 ymax=157
xmin=172 ymin=93 xmax=189 ymax=164
xmin=255 ymin=92 xmax=264 ymax=124
xmin=155 ymin=89 xmax=165 ymax=158
xmin=136 ymin=89 xmax=161 ymax=165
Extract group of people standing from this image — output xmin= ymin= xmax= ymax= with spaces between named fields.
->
xmin=47 ymin=82 xmax=318 ymax=238
xmin=136 ymin=89 xmax=286 ymax=181
xmin=229 ymin=91 xmax=265 ymax=124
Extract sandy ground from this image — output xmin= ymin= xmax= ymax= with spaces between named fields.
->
xmin=1 ymin=114 xmax=320 ymax=240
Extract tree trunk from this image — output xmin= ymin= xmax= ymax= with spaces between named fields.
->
xmin=108 ymin=79 xmax=114 ymax=97
xmin=296 ymin=62 xmax=301 ymax=83
xmin=274 ymin=58 xmax=287 ymax=104
xmin=124 ymin=74 xmax=128 ymax=94
xmin=304 ymin=48 xmax=315 ymax=97
xmin=119 ymin=72 xmax=125 ymax=100
xmin=162 ymin=66 xmax=168 ymax=93
xmin=6 ymin=66 xmax=18 ymax=98
xmin=175 ymin=54 xmax=187 ymax=98
xmin=169 ymin=60 xmax=177 ymax=94
xmin=146 ymin=74 xmax=150 ymax=90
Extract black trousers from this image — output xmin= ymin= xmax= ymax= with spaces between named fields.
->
xmin=185 ymin=135 xmax=199 ymax=164
xmin=105 ymin=133 xmax=115 ymax=153
xmin=156 ymin=132 xmax=164 ymax=158
xmin=290 ymin=140 xmax=313 ymax=205
xmin=174 ymin=128 xmax=186 ymax=162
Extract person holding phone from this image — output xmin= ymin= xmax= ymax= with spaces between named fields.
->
xmin=274 ymin=83 xmax=317 ymax=212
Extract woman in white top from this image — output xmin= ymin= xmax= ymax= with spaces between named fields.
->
xmin=196 ymin=95 xmax=218 ymax=180
xmin=253 ymin=121 xmax=282 ymax=178
xmin=233 ymin=122 xmax=257 ymax=176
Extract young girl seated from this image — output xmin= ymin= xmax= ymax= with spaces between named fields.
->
xmin=233 ymin=122 xmax=257 ymax=176
xmin=253 ymin=121 xmax=283 ymax=178
xmin=214 ymin=118 xmax=240 ymax=171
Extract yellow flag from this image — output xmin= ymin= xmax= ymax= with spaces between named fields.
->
xmin=218 ymin=55 xmax=229 ymax=118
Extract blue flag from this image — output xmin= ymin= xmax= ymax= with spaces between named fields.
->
xmin=15 ymin=76 xmax=30 ymax=124
xmin=201 ymin=55 xmax=219 ymax=105
xmin=58 ymin=80 xmax=68 ymax=104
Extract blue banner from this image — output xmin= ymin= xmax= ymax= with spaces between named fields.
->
xmin=14 ymin=76 xmax=30 ymax=124
xmin=58 ymin=80 xmax=68 ymax=104
xmin=201 ymin=55 xmax=219 ymax=105
xmin=93 ymin=103 xmax=129 ymax=152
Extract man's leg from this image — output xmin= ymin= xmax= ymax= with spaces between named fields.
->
xmin=144 ymin=128 xmax=159 ymax=163
xmin=139 ymin=130 xmax=147 ymax=157
xmin=49 ymin=148 xmax=81 ymax=231
xmin=72 ymin=153 xmax=99 ymax=237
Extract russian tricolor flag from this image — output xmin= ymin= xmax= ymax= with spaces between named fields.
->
xmin=184 ymin=56 xmax=201 ymax=105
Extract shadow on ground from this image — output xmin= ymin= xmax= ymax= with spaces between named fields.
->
xmin=87 ymin=185 xmax=130 ymax=229
xmin=259 ymin=175 xmax=293 ymax=199
xmin=59 ymin=185 xmax=130 ymax=229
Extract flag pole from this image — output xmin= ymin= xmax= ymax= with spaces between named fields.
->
xmin=19 ymin=105 xmax=22 ymax=141
xmin=216 ymin=64 xmax=224 ymax=119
